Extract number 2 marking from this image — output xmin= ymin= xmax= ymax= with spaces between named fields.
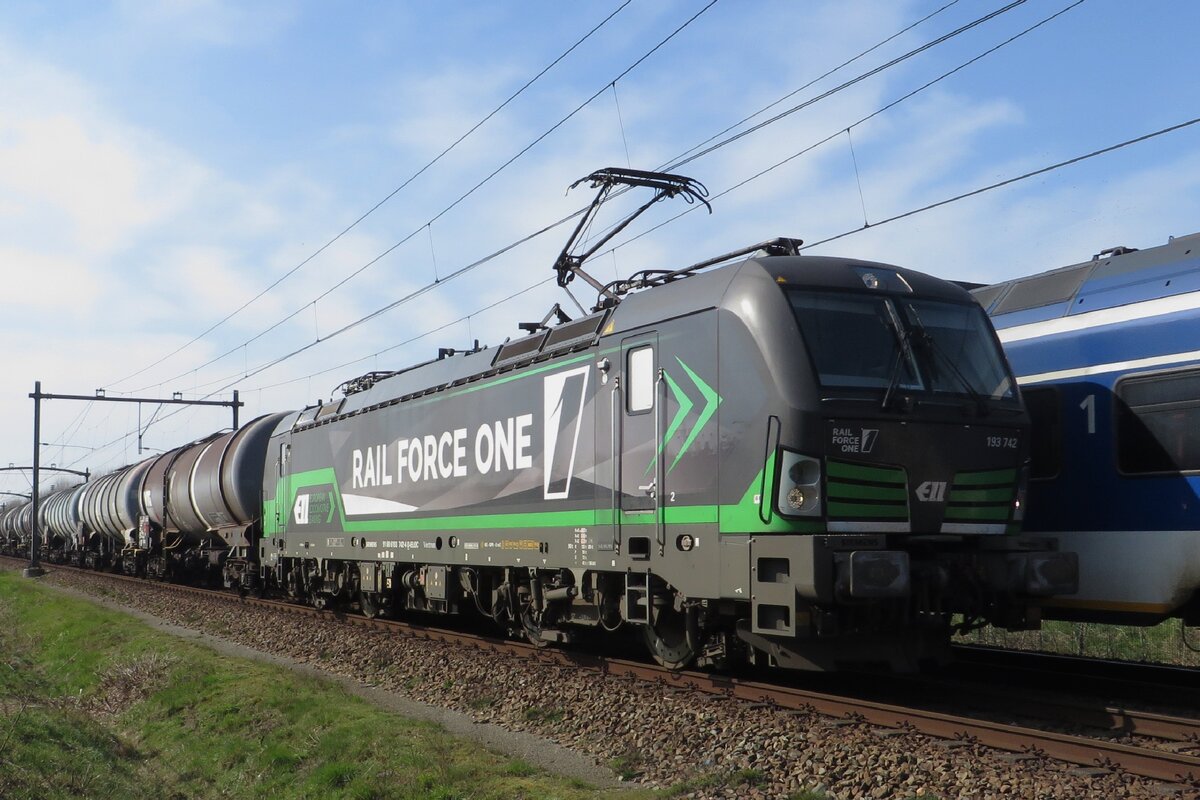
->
xmin=1080 ymin=394 xmax=1096 ymax=435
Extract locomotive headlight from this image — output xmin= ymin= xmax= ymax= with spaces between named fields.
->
xmin=777 ymin=449 xmax=821 ymax=517
xmin=787 ymin=487 xmax=805 ymax=509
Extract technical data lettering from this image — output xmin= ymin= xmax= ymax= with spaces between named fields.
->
xmin=573 ymin=527 xmax=596 ymax=567
xmin=351 ymin=413 xmax=534 ymax=489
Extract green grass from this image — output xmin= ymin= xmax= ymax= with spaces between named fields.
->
xmin=961 ymin=617 xmax=1200 ymax=666
xmin=609 ymin=745 xmax=645 ymax=782
xmin=0 ymin=572 xmax=649 ymax=800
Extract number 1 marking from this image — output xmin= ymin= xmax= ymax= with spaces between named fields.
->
xmin=1080 ymin=394 xmax=1096 ymax=435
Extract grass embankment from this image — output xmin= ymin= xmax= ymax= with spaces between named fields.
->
xmin=0 ymin=572 xmax=622 ymax=800
xmin=963 ymin=618 xmax=1200 ymax=667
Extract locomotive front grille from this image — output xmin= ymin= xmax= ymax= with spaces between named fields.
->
xmin=825 ymin=460 xmax=910 ymax=532
xmin=944 ymin=468 xmax=1017 ymax=522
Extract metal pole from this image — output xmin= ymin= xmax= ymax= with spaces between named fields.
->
xmin=24 ymin=381 xmax=44 ymax=577
xmin=232 ymin=389 xmax=240 ymax=430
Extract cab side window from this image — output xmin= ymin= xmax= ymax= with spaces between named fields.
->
xmin=627 ymin=346 xmax=655 ymax=413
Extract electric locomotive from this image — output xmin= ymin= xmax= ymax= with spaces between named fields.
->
xmin=260 ymin=169 xmax=1075 ymax=671
xmin=976 ymin=231 xmax=1200 ymax=625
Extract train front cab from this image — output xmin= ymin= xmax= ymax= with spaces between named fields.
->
xmin=720 ymin=256 xmax=1079 ymax=670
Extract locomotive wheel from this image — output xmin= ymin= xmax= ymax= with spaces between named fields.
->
xmin=643 ymin=605 xmax=696 ymax=670
xmin=520 ymin=607 xmax=550 ymax=648
xmin=359 ymin=590 xmax=380 ymax=619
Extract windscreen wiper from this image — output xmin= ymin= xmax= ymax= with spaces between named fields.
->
xmin=905 ymin=307 xmax=989 ymax=416
xmin=880 ymin=300 xmax=916 ymax=411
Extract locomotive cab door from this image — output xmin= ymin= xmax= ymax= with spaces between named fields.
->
xmin=272 ymin=438 xmax=292 ymax=542
xmin=618 ymin=333 xmax=662 ymax=560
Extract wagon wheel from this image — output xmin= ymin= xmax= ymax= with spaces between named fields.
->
xmin=643 ymin=603 xmax=696 ymax=670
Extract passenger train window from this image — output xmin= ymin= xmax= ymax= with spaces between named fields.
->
xmin=627 ymin=346 xmax=655 ymax=413
xmin=1116 ymin=369 xmax=1200 ymax=474
xmin=1022 ymin=387 xmax=1061 ymax=479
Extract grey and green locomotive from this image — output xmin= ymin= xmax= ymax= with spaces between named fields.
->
xmin=262 ymin=238 xmax=1077 ymax=670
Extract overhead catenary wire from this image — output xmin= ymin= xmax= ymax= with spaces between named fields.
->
xmin=129 ymin=0 xmax=721 ymax=395
xmin=39 ymin=0 xmax=1128 ymax=470
xmin=259 ymin=277 xmax=559 ymax=396
xmin=60 ymin=0 xmax=1069 ymax=463
xmin=66 ymin=276 xmax=562 ymax=466
xmin=662 ymin=0 xmax=964 ymax=168
xmin=135 ymin=0 xmax=1016 ymax=397
xmin=106 ymin=0 xmax=635 ymax=391
xmin=600 ymin=0 xmax=1090 ymax=253
xmin=662 ymin=0 xmax=1029 ymax=172
xmin=803 ymin=115 xmax=1200 ymax=250
xmin=57 ymin=113 xmax=1196 ymax=470
xmin=577 ymin=0 xmax=1025 ymax=252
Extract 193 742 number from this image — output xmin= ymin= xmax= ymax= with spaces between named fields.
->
xmin=986 ymin=436 xmax=1018 ymax=449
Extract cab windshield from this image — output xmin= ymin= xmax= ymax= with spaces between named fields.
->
xmin=787 ymin=290 xmax=1015 ymax=401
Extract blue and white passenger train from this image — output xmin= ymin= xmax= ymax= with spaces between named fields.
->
xmin=975 ymin=232 xmax=1200 ymax=625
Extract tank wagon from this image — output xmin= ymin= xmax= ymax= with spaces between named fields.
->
xmin=134 ymin=412 xmax=288 ymax=581
xmin=2 ymin=413 xmax=287 ymax=581
xmin=975 ymin=231 xmax=1200 ymax=625
xmin=41 ymin=482 xmax=86 ymax=563
xmin=1 ymin=500 xmax=28 ymax=552
xmin=262 ymin=229 xmax=1076 ymax=670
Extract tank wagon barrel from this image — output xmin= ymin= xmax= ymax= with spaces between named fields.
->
xmin=141 ymin=446 xmax=184 ymax=533
xmin=18 ymin=502 xmax=32 ymax=540
xmin=0 ymin=501 xmax=30 ymax=551
xmin=80 ymin=470 xmax=130 ymax=547
xmin=42 ymin=483 xmax=84 ymax=551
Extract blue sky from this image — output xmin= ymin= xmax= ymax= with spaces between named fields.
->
xmin=1 ymin=0 xmax=1198 ymax=494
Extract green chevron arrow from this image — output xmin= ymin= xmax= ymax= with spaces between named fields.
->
xmin=646 ymin=371 xmax=693 ymax=476
xmin=670 ymin=357 xmax=722 ymax=471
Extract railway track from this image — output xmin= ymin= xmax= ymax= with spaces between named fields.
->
xmin=952 ymin=643 xmax=1200 ymax=708
xmin=7 ymin=555 xmax=1200 ymax=793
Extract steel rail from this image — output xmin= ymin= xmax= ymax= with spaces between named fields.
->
xmin=953 ymin=643 xmax=1200 ymax=705
xmin=7 ymin=557 xmax=1200 ymax=788
xmin=881 ymin=674 xmax=1200 ymax=744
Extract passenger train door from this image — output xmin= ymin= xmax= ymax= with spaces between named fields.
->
xmin=618 ymin=333 xmax=661 ymax=561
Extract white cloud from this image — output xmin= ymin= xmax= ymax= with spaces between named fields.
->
xmin=113 ymin=0 xmax=294 ymax=47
